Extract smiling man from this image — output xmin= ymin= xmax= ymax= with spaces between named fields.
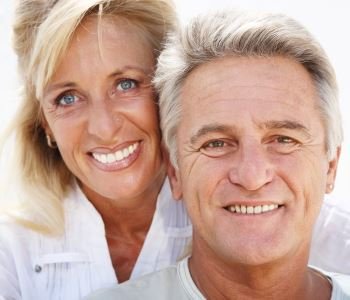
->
xmin=86 ymin=9 xmax=350 ymax=300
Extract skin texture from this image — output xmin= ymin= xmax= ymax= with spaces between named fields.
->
xmin=42 ymin=17 xmax=165 ymax=282
xmin=169 ymin=56 xmax=340 ymax=299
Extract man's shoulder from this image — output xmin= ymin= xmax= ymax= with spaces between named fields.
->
xmin=86 ymin=265 xmax=190 ymax=300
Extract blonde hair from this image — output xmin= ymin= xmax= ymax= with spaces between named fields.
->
xmin=2 ymin=0 xmax=176 ymax=235
xmin=155 ymin=9 xmax=343 ymax=167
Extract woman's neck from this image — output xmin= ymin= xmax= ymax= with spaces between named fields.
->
xmin=82 ymin=170 xmax=165 ymax=236
xmin=80 ymin=171 xmax=166 ymax=282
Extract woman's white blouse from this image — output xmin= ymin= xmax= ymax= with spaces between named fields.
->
xmin=0 ymin=179 xmax=192 ymax=300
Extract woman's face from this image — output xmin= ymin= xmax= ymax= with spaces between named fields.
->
xmin=42 ymin=17 xmax=164 ymax=206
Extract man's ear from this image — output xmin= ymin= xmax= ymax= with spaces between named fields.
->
xmin=167 ymin=162 xmax=183 ymax=200
xmin=325 ymin=146 xmax=341 ymax=194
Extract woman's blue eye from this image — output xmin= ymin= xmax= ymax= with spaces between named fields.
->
xmin=117 ymin=79 xmax=137 ymax=91
xmin=57 ymin=94 xmax=76 ymax=106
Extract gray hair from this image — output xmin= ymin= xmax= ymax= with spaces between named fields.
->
xmin=154 ymin=9 xmax=343 ymax=167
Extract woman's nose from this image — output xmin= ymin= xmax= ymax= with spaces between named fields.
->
xmin=87 ymin=101 xmax=123 ymax=142
xmin=228 ymin=143 xmax=273 ymax=191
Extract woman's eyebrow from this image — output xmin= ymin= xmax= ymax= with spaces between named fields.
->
xmin=108 ymin=65 xmax=153 ymax=78
xmin=45 ymin=82 xmax=77 ymax=95
xmin=45 ymin=65 xmax=153 ymax=95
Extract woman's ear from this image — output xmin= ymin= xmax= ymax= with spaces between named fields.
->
xmin=325 ymin=146 xmax=341 ymax=194
xmin=167 ymin=161 xmax=183 ymax=200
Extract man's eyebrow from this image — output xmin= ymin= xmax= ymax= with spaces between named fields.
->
xmin=262 ymin=120 xmax=311 ymax=137
xmin=189 ymin=120 xmax=311 ymax=144
xmin=190 ymin=123 xmax=233 ymax=144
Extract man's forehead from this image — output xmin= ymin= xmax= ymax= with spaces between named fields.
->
xmin=177 ymin=55 xmax=324 ymax=143
xmin=181 ymin=55 xmax=316 ymax=98
xmin=180 ymin=56 xmax=318 ymax=119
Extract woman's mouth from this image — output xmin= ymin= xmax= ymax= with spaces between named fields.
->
xmin=91 ymin=142 xmax=139 ymax=164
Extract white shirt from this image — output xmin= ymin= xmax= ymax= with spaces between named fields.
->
xmin=86 ymin=257 xmax=350 ymax=300
xmin=0 ymin=179 xmax=192 ymax=300
xmin=0 ymin=180 xmax=349 ymax=300
xmin=310 ymin=201 xmax=350 ymax=273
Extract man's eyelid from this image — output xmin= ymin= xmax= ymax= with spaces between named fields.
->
xmin=265 ymin=127 xmax=308 ymax=141
xmin=191 ymin=135 xmax=226 ymax=148
xmin=190 ymin=125 xmax=236 ymax=146
xmin=200 ymin=138 xmax=238 ymax=153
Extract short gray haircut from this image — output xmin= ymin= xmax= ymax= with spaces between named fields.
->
xmin=154 ymin=9 xmax=343 ymax=167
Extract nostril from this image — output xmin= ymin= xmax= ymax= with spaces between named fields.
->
xmin=228 ymin=161 xmax=273 ymax=191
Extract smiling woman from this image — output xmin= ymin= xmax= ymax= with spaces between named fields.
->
xmin=41 ymin=16 xmax=162 ymax=205
xmin=0 ymin=1 xmax=192 ymax=299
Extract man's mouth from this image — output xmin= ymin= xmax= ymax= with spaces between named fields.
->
xmin=91 ymin=142 xmax=139 ymax=164
xmin=225 ymin=204 xmax=281 ymax=215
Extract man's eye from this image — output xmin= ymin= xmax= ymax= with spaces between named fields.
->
xmin=269 ymin=135 xmax=300 ymax=154
xmin=205 ymin=140 xmax=225 ymax=148
xmin=276 ymin=136 xmax=295 ymax=144
xmin=116 ymin=79 xmax=137 ymax=91
xmin=199 ymin=139 xmax=236 ymax=158
xmin=56 ymin=94 xmax=77 ymax=106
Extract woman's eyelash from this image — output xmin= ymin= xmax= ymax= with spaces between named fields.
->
xmin=54 ymin=92 xmax=77 ymax=106
xmin=116 ymin=79 xmax=138 ymax=91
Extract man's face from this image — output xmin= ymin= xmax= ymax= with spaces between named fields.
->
xmin=170 ymin=56 xmax=339 ymax=266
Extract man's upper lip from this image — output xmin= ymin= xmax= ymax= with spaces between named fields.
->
xmin=221 ymin=200 xmax=283 ymax=207
xmin=88 ymin=140 xmax=140 ymax=154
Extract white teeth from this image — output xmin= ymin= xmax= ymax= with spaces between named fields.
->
xmin=92 ymin=142 xmax=138 ymax=164
xmin=262 ymin=205 xmax=269 ymax=212
xmin=228 ymin=206 xmax=236 ymax=212
xmin=227 ymin=204 xmax=279 ymax=215
xmin=107 ymin=153 xmax=115 ymax=163
xmin=247 ymin=206 xmax=254 ymax=214
xmin=115 ymin=150 xmax=123 ymax=161
xmin=235 ymin=205 xmax=241 ymax=213
xmin=254 ymin=206 xmax=262 ymax=214
xmin=269 ymin=204 xmax=276 ymax=210
xmin=123 ymin=148 xmax=129 ymax=157
xmin=100 ymin=154 xmax=107 ymax=164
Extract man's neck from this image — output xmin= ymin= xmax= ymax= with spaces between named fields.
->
xmin=188 ymin=240 xmax=332 ymax=300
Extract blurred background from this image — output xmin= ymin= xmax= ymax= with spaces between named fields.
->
xmin=0 ymin=0 xmax=349 ymax=210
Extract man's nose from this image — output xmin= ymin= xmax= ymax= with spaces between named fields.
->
xmin=228 ymin=142 xmax=273 ymax=191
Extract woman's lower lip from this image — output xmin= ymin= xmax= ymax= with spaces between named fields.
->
xmin=89 ymin=142 xmax=142 ymax=171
